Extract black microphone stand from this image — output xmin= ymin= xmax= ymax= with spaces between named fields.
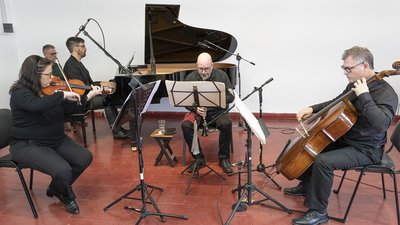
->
xmin=203 ymin=40 xmax=255 ymax=130
xmin=81 ymin=30 xmax=145 ymax=89
xmin=103 ymin=79 xmax=188 ymax=224
xmin=225 ymin=79 xmax=291 ymax=225
xmin=254 ymin=85 xmax=282 ymax=190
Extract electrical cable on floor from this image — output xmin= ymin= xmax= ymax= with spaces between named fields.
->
xmin=267 ymin=126 xmax=295 ymax=135
xmin=216 ymin=184 xmax=224 ymax=225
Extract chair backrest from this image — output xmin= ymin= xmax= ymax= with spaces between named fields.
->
xmin=390 ymin=122 xmax=400 ymax=152
xmin=0 ymin=108 xmax=12 ymax=149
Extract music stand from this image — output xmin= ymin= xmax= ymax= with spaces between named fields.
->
xmin=225 ymin=91 xmax=291 ymax=225
xmin=104 ymin=79 xmax=188 ymax=224
xmin=165 ymin=80 xmax=226 ymax=194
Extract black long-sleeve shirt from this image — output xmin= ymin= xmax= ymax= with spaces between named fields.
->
xmin=311 ymin=79 xmax=398 ymax=161
xmin=64 ymin=55 xmax=100 ymax=86
xmin=10 ymin=87 xmax=89 ymax=148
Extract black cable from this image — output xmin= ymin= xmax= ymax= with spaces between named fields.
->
xmin=88 ymin=18 xmax=106 ymax=49
xmin=216 ymin=184 xmax=224 ymax=225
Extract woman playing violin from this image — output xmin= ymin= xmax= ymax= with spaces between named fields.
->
xmin=9 ymin=55 xmax=102 ymax=214
xmin=285 ymin=46 xmax=398 ymax=225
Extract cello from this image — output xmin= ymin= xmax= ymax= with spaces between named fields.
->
xmin=275 ymin=62 xmax=400 ymax=180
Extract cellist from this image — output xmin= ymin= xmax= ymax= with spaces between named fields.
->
xmin=286 ymin=46 xmax=398 ymax=225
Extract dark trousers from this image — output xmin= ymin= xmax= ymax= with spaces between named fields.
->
xmin=298 ymin=142 xmax=377 ymax=212
xmin=10 ymin=136 xmax=93 ymax=201
xmin=181 ymin=112 xmax=232 ymax=160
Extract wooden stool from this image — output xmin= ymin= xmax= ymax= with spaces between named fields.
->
xmin=151 ymin=128 xmax=177 ymax=167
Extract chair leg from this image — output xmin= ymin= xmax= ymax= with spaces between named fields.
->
xmin=91 ymin=110 xmax=96 ymax=132
xmin=341 ymin=168 xmax=365 ymax=223
xmin=230 ymin=130 xmax=234 ymax=153
xmin=333 ymin=170 xmax=348 ymax=194
xmin=392 ymin=172 xmax=400 ymax=225
xmin=79 ymin=117 xmax=88 ymax=147
xmin=182 ymin=139 xmax=187 ymax=166
xmin=381 ymin=173 xmax=386 ymax=199
xmin=14 ymin=165 xmax=38 ymax=218
xmin=29 ymin=169 xmax=34 ymax=190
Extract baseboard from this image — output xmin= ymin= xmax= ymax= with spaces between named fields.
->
xmin=92 ymin=110 xmax=399 ymax=122
xmin=141 ymin=111 xmax=298 ymax=120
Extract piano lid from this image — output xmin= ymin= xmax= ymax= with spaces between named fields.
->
xmin=145 ymin=4 xmax=238 ymax=64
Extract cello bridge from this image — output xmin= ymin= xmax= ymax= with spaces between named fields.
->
xmin=295 ymin=121 xmax=310 ymax=138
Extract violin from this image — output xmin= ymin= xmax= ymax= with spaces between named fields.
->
xmin=41 ymin=77 xmax=91 ymax=96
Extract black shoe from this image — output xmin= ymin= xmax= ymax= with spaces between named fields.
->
xmin=292 ymin=209 xmax=328 ymax=225
xmin=284 ymin=182 xmax=307 ymax=196
xmin=113 ymin=130 xmax=130 ymax=139
xmin=64 ymin=199 xmax=80 ymax=214
xmin=187 ymin=159 xmax=206 ymax=173
xmin=219 ymin=158 xmax=233 ymax=174
xmin=120 ymin=127 xmax=130 ymax=133
xmin=46 ymin=187 xmax=66 ymax=203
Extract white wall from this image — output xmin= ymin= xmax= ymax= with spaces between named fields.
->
xmin=1 ymin=0 xmax=399 ymax=114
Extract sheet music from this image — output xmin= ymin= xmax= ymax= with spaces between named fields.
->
xmin=234 ymin=91 xmax=266 ymax=144
xmin=140 ymin=80 xmax=161 ymax=114
xmin=111 ymin=80 xmax=160 ymax=132
xmin=165 ymin=80 xmax=226 ymax=108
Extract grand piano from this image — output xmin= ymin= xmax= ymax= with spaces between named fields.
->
xmin=109 ymin=4 xmax=238 ymax=105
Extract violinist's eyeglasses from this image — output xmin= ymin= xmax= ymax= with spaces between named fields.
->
xmin=341 ymin=61 xmax=364 ymax=73
xmin=41 ymin=73 xmax=52 ymax=78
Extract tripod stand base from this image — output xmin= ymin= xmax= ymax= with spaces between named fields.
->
xmin=103 ymin=183 xmax=163 ymax=211
xmin=104 ymin=182 xmax=188 ymax=225
xmin=226 ymin=183 xmax=291 ymax=224
xmin=231 ymin=201 xmax=247 ymax=212
xmin=124 ymin=205 xmax=188 ymax=225
xmin=181 ymin=158 xmax=225 ymax=194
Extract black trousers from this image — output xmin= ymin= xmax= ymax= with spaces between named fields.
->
xmin=298 ymin=141 xmax=377 ymax=212
xmin=10 ymin=136 xmax=93 ymax=201
xmin=181 ymin=112 xmax=232 ymax=160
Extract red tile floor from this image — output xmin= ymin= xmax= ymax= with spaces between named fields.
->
xmin=0 ymin=114 xmax=399 ymax=225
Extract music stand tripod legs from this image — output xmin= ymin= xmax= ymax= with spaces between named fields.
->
xmin=104 ymin=82 xmax=188 ymax=224
xmin=225 ymin=123 xmax=291 ymax=225
xmin=104 ymin=124 xmax=188 ymax=224
xmin=181 ymin=155 xmax=226 ymax=194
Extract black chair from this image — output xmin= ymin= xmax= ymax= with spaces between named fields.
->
xmin=64 ymin=111 xmax=90 ymax=147
xmin=0 ymin=108 xmax=38 ymax=219
xmin=64 ymin=96 xmax=104 ymax=147
xmin=331 ymin=122 xmax=400 ymax=224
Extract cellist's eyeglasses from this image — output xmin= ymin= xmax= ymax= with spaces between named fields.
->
xmin=341 ymin=61 xmax=364 ymax=73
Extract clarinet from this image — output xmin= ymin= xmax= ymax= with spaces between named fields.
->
xmin=201 ymin=107 xmax=208 ymax=136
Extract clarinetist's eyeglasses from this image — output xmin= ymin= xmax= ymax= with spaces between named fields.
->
xmin=198 ymin=67 xmax=211 ymax=72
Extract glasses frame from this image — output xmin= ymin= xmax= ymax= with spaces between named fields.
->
xmin=41 ymin=73 xmax=52 ymax=78
xmin=341 ymin=61 xmax=364 ymax=73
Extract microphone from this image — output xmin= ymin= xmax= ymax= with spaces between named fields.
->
xmin=231 ymin=160 xmax=246 ymax=167
xmin=392 ymin=61 xmax=400 ymax=70
xmin=75 ymin=18 xmax=91 ymax=37
xmin=197 ymin=41 xmax=213 ymax=49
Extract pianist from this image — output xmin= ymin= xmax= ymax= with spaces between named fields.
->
xmin=63 ymin=37 xmax=130 ymax=139
xmin=181 ymin=52 xmax=234 ymax=174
